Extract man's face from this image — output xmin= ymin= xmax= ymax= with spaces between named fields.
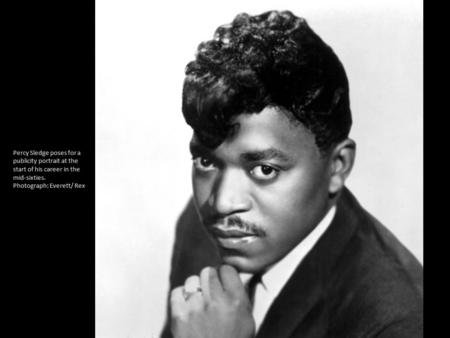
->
xmin=190 ymin=106 xmax=333 ymax=273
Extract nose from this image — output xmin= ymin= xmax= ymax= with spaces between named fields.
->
xmin=209 ymin=169 xmax=251 ymax=216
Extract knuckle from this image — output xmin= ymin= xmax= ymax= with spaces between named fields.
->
xmin=171 ymin=308 xmax=188 ymax=323
xmin=200 ymin=266 xmax=211 ymax=276
xmin=220 ymin=264 xmax=235 ymax=275
xmin=208 ymin=266 xmax=219 ymax=277
xmin=170 ymin=286 xmax=182 ymax=303
xmin=171 ymin=286 xmax=183 ymax=296
xmin=185 ymin=275 xmax=198 ymax=283
xmin=227 ymin=295 xmax=248 ymax=311
xmin=170 ymin=303 xmax=185 ymax=320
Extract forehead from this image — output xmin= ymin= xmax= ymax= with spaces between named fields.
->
xmin=192 ymin=106 xmax=321 ymax=160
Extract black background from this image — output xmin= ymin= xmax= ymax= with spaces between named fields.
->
xmin=5 ymin=1 xmax=94 ymax=336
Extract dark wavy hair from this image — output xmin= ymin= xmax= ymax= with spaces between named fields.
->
xmin=182 ymin=10 xmax=352 ymax=153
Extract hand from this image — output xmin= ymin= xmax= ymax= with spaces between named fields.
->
xmin=170 ymin=265 xmax=255 ymax=338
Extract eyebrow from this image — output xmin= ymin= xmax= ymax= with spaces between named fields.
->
xmin=190 ymin=141 xmax=292 ymax=163
xmin=239 ymin=148 xmax=291 ymax=163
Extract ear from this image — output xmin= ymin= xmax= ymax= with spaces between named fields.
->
xmin=328 ymin=138 xmax=356 ymax=196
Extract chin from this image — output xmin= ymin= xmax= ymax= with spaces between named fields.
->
xmin=221 ymin=254 xmax=267 ymax=274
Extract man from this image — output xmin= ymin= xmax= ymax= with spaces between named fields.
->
xmin=161 ymin=10 xmax=423 ymax=338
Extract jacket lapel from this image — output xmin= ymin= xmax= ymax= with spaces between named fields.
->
xmin=256 ymin=188 xmax=361 ymax=338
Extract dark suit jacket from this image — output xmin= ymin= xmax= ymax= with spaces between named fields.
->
xmin=161 ymin=188 xmax=423 ymax=337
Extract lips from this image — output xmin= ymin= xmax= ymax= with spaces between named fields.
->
xmin=210 ymin=227 xmax=257 ymax=238
xmin=210 ymin=226 xmax=259 ymax=249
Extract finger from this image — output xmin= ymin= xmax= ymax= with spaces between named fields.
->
xmin=170 ymin=286 xmax=186 ymax=317
xmin=219 ymin=265 xmax=247 ymax=298
xmin=208 ymin=266 xmax=224 ymax=300
xmin=200 ymin=266 xmax=212 ymax=300
xmin=171 ymin=286 xmax=185 ymax=305
xmin=184 ymin=275 xmax=201 ymax=293
xmin=186 ymin=289 xmax=204 ymax=311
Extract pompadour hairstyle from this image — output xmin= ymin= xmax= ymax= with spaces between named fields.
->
xmin=182 ymin=10 xmax=352 ymax=153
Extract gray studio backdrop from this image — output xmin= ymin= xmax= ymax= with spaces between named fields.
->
xmin=96 ymin=0 xmax=422 ymax=337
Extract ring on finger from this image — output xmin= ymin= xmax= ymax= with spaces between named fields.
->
xmin=182 ymin=287 xmax=202 ymax=301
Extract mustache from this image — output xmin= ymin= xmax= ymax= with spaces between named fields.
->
xmin=204 ymin=215 xmax=267 ymax=237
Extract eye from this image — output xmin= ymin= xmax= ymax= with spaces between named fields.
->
xmin=250 ymin=165 xmax=279 ymax=181
xmin=192 ymin=156 xmax=216 ymax=171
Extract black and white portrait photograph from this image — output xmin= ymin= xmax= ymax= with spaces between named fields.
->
xmin=96 ymin=0 xmax=423 ymax=337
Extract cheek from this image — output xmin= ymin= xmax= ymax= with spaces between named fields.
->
xmin=255 ymin=170 xmax=328 ymax=237
xmin=192 ymin=172 xmax=213 ymax=206
xmin=256 ymin=172 xmax=316 ymax=214
xmin=255 ymin=194 xmax=305 ymax=247
xmin=262 ymin=203 xmax=304 ymax=240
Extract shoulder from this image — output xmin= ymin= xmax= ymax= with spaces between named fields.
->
xmin=327 ymin=189 xmax=423 ymax=336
